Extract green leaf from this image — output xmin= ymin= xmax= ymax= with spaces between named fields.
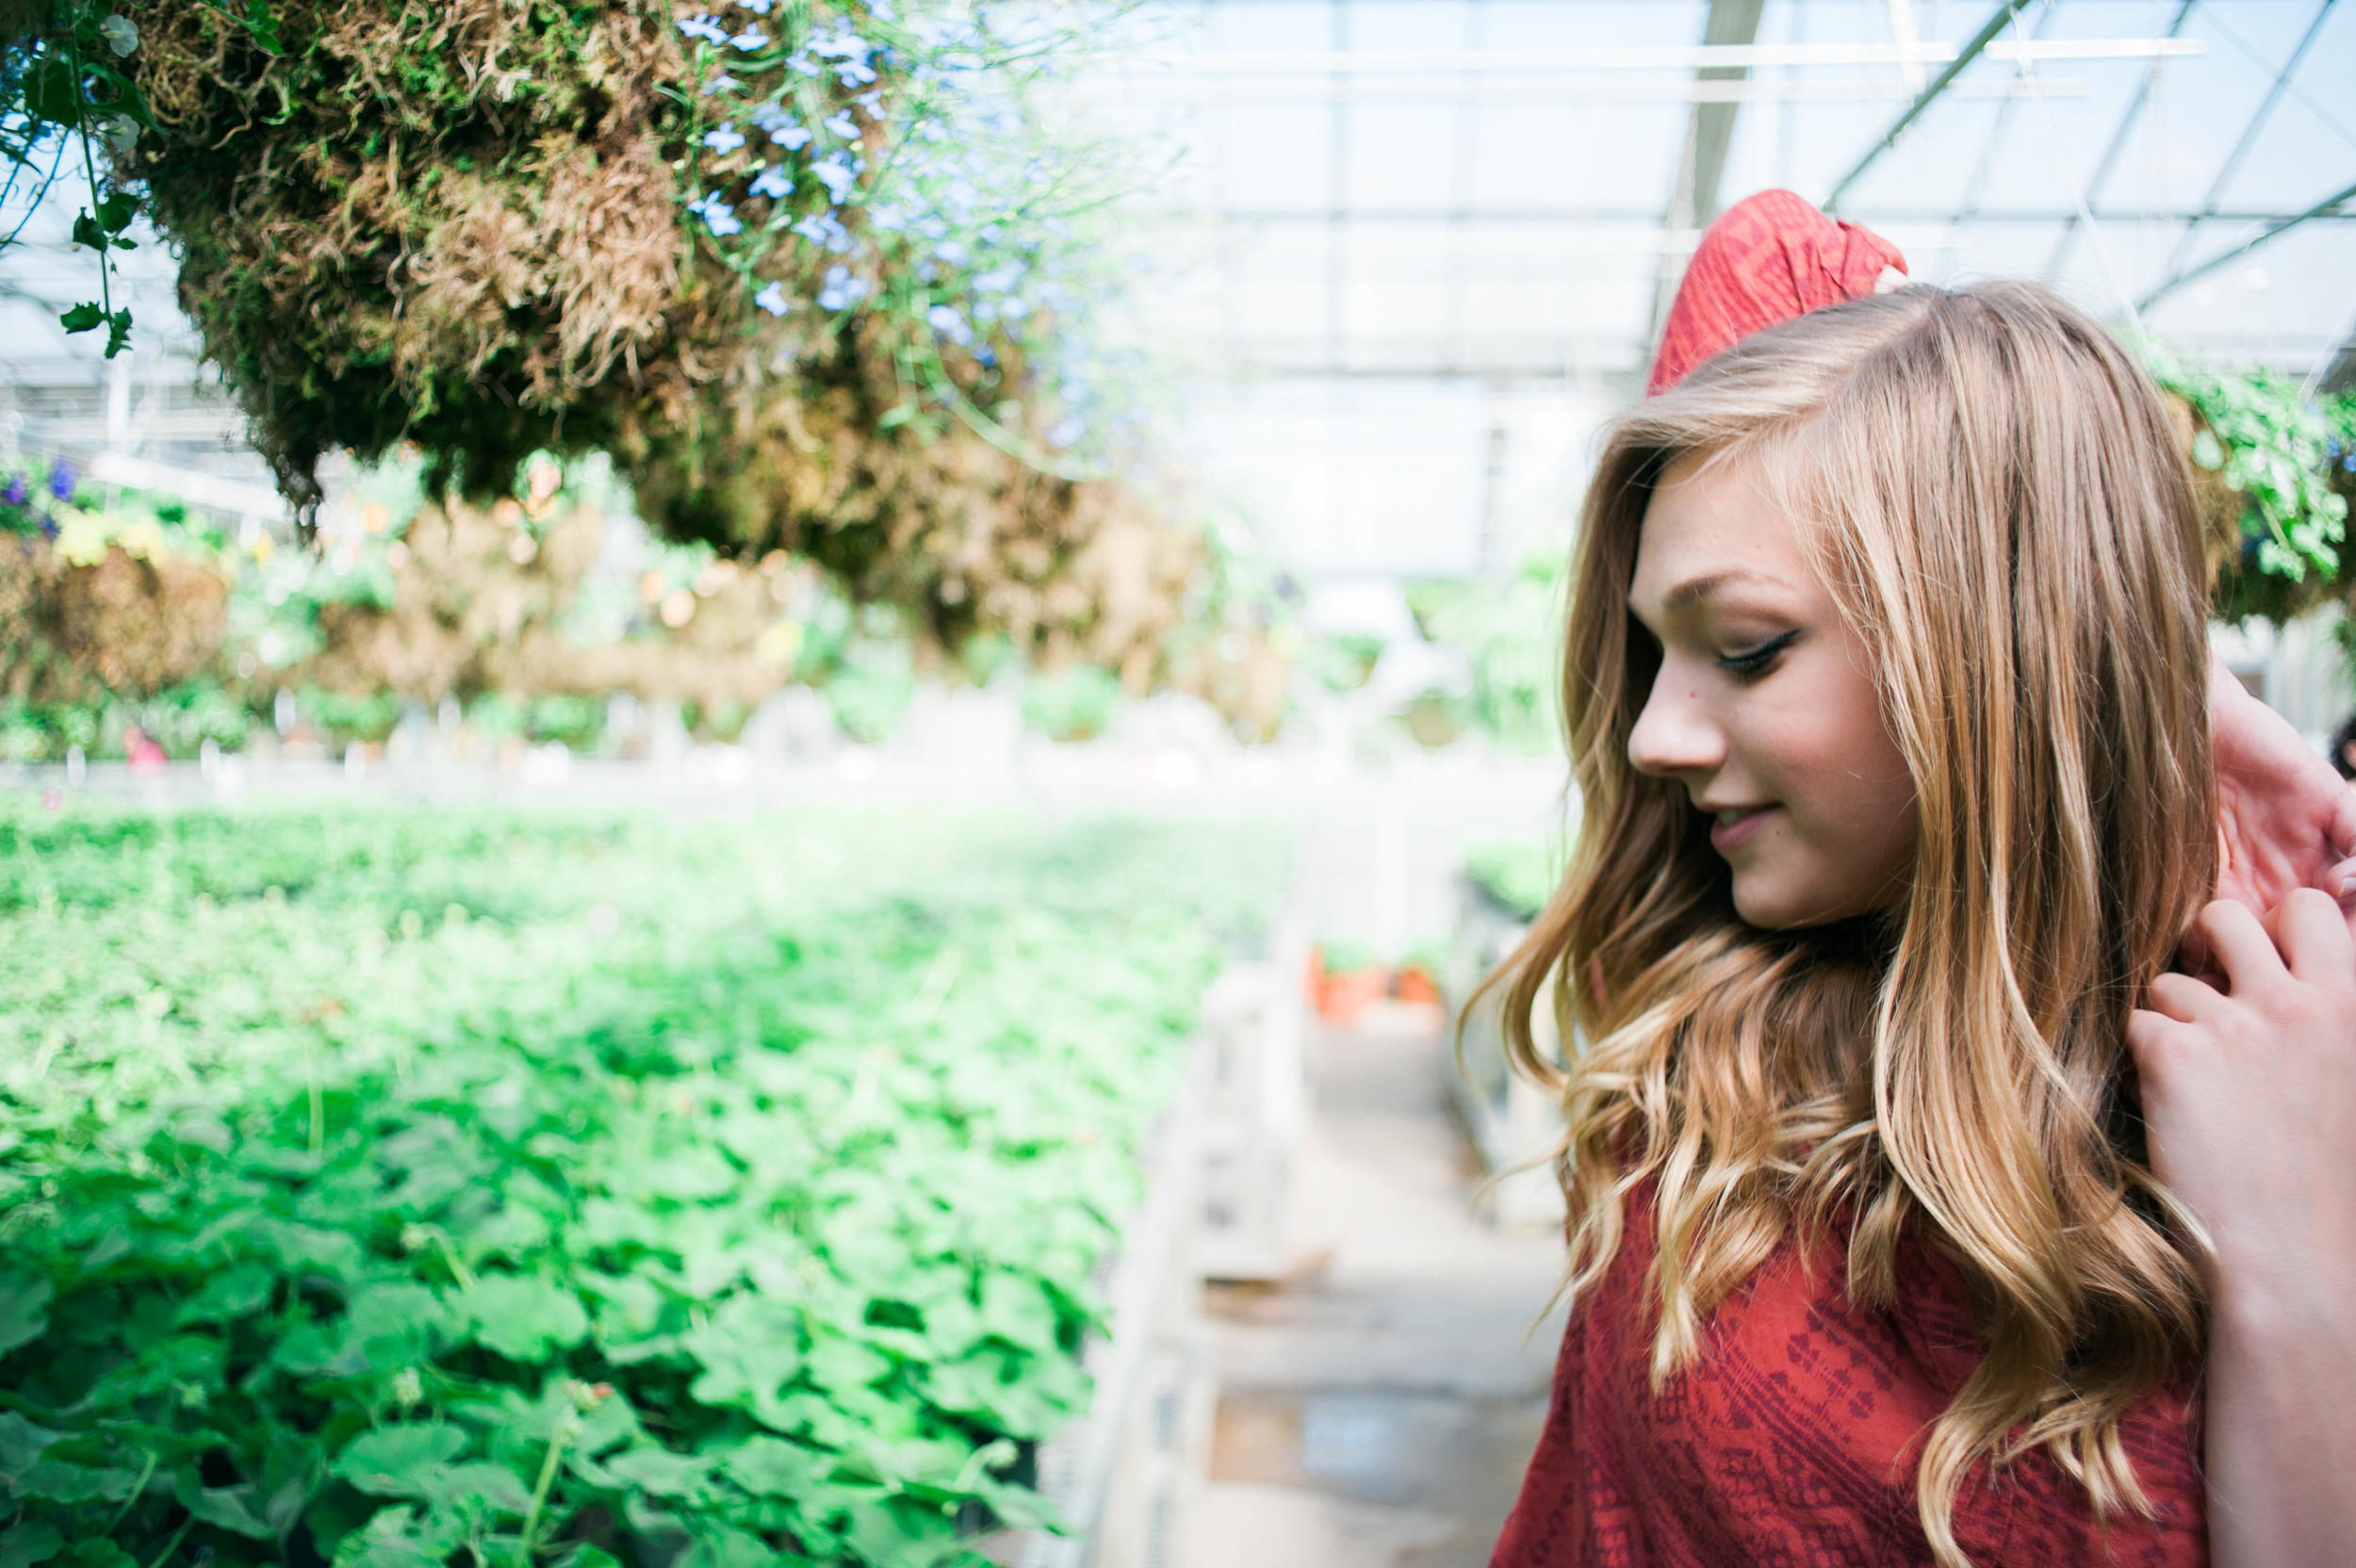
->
xmin=0 ymin=1413 xmax=61 ymax=1481
xmin=57 ymin=1544 xmax=134 ymax=1568
xmin=93 ymin=194 xmax=138 ymax=234
xmin=23 ymin=59 xmax=83 ymax=124
xmin=175 ymin=1474 xmax=277 ymax=1539
xmin=0 ymin=1275 xmax=54 ymax=1355
xmin=332 ymin=1427 xmax=468 ymax=1495
xmin=417 ymin=1462 xmax=532 ymax=1516
xmin=15 ymin=1461 xmax=143 ymax=1504
xmin=462 ymin=1276 xmax=588 ymax=1363
xmin=717 ymin=1435 xmax=820 ymax=1498
xmin=680 ymin=1295 xmax=802 ymax=1421
xmin=0 ymin=1524 xmax=63 ymax=1568
xmin=976 ymin=1273 xmax=1057 ymax=1354
xmin=175 ymin=1262 xmax=277 ymax=1326
xmin=600 ymin=1448 xmax=709 ymax=1497
xmin=69 ymin=212 xmax=106 ymax=253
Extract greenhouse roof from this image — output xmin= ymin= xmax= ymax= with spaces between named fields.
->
xmin=1091 ymin=0 xmax=2356 ymax=384
xmin=1 ymin=0 xmax=2350 ymax=575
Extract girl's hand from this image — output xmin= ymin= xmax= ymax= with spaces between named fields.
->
xmin=2130 ymin=893 xmax=2356 ymax=1302
xmin=2131 ymin=893 xmax=2356 ymax=1568
xmin=2208 ymin=654 xmax=2356 ymax=943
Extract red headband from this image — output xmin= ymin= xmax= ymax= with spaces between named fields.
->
xmin=1646 ymin=188 xmax=1908 ymax=397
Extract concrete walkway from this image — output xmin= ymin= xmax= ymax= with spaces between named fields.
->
xmin=1184 ymin=1000 xmax=1570 ymax=1568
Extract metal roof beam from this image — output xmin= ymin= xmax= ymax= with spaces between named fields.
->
xmin=1824 ymin=0 xmax=2022 ymax=212
xmin=2045 ymin=0 xmax=2197 ymax=281
xmin=2161 ymin=0 xmax=2338 ymax=277
xmin=2137 ymin=177 xmax=2356 ymax=313
xmin=1643 ymin=0 xmax=1766 ymax=356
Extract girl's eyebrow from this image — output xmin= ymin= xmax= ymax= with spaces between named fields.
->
xmin=1648 ymin=568 xmax=1780 ymax=614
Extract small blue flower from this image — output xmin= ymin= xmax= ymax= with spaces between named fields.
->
xmin=729 ymin=26 xmax=767 ymax=50
xmin=934 ymin=239 xmax=968 ymax=266
xmin=926 ymin=304 xmax=973 ymax=344
xmin=46 ymin=461 xmax=76 ymax=501
xmin=793 ymin=212 xmax=856 ymax=253
xmin=2 ymin=474 xmax=27 ymax=508
xmin=755 ymin=282 xmax=793 ymax=316
xmin=815 ymin=265 xmax=870 ymax=311
xmin=857 ymin=90 xmax=885 ymax=115
xmin=810 ymin=156 xmax=859 ymax=202
xmin=786 ymin=49 xmax=821 ymax=77
xmin=690 ymin=195 xmax=744 ymax=237
xmin=677 ymin=13 xmax=728 ymax=43
xmin=749 ymin=165 xmax=792 ymax=199
xmin=739 ymin=0 xmax=771 ymax=10
xmin=704 ymin=73 xmax=742 ymax=95
xmin=836 ymin=60 xmax=877 ymax=88
xmin=868 ymin=204 xmax=908 ymax=232
xmin=824 ymin=110 xmax=859 ymax=140
xmin=1045 ymin=416 xmax=1086 ymax=449
xmin=703 ymin=123 xmax=746 ymax=154
xmin=999 ymin=295 xmax=1030 ymax=320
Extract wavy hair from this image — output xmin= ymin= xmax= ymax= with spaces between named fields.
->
xmin=1485 ymin=282 xmax=2217 ymax=1564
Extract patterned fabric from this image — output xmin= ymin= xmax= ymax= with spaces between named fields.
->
xmin=1645 ymin=188 xmax=1907 ymax=397
xmin=1489 ymin=1187 xmax=2208 ymax=1567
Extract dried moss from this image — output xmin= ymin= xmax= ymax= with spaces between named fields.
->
xmin=0 ymin=537 xmax=231 ymax=701
xmin=116 ymin=0 xmax=1200 ymax=671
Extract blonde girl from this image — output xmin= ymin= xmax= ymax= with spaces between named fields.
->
xmin=1486 ymin=279 xmax=2356 ymax=1567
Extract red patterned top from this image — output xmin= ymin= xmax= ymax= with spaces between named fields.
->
xmin=1489 ymin=1188 xmax=2208 ymax=1567
xmin=1646 ymin=188 xmax=1909 ymax=396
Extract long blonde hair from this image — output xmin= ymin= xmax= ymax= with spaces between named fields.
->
xmin=1489 ymin=282 xmax=2217 ymax=1563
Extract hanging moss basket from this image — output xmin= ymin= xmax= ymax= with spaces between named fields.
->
xmin=114 ymin=0 xmax=1189 ymax=666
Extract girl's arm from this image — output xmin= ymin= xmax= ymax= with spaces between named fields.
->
xmin=2130 ymin=893 xmax=2356 ymax=1566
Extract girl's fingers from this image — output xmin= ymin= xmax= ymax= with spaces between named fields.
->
xmin=2196 ymin=899 xmax=2290 ymax=997
xmin=2125 ymin=1006 xmax=2193 ymax=1080
xmin=2266 ymin=887 xmax=2356 ymax=995
xmin=2330 ymin=787 xmax=2356 ymax=862
xmin=2147 ymin=971 xmax=2223 ymax=1022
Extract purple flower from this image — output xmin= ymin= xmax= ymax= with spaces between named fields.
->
xmin=46 ymin=462 xmax=76 ymax=501
xmin=2 ymin=474 xmax=26 ymax=508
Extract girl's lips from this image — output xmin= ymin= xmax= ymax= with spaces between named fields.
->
xmin=1709 ymin=805 xmax=1775 ymax=854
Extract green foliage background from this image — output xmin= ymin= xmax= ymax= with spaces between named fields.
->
xmin=0 ymin=805 xmax=1285 ymax=1568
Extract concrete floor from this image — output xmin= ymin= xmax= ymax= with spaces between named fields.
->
xmin=1184 ymin=1001 xmax=1570 ymax=1568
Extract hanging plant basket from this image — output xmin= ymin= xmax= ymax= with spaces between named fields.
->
xmin=111 ymin=0 xmax=1188 ymax=664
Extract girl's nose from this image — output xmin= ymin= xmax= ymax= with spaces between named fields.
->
xmin=1627 ymin=665 xmax=1727 ymax=780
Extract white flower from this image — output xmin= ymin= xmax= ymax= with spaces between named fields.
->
xmin=98 ymin=14 xmax=138 ymax=55
xmin=102 ymin=114 xmax=139 ymax=153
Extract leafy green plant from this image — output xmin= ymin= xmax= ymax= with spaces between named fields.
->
xmin=2142 ymin=351 xmax=2353 ymax=624
xmin=0 ymin=805 xmax=1285 ymax=1568
xmin=1404 ymin=557 xmax=1564 ymax=755
xmin=1462 ymin=839 xmax=1558 ymax=923
xmin=1019 ymin=666 xmax=1120 ymax=743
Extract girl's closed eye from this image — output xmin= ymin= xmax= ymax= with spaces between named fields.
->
xmin=1715 ymin=629 xmax=1799 ymax=679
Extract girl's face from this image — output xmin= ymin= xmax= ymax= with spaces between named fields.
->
xmin=1626 ymin=451 xmax=1919 ymax=928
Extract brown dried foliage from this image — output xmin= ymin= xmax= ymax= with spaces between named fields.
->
xmin=297 ymin=497 xmax=796 ymax=719
xmin=0 ymin=539 xmax=232 ymax=702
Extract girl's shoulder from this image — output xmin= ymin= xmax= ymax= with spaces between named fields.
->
xmin=1491 ymin=1192 xmax=2206 ymax=1568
